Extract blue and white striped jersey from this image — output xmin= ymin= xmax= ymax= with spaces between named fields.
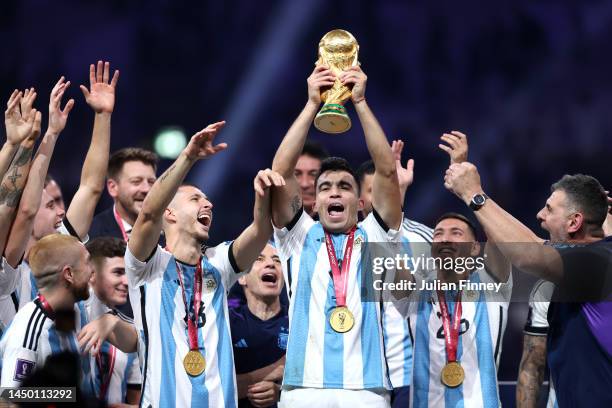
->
xmin=0 ymin=220 xmax=86 ymax=330
xmin=0 ymin=297 xmax=93 ymax=392
xmin=85 ymin=292 xmax=141 ymax=405
xmin=405 ymin=269 xmax=512 ymax=407
xmin=383 ymin=217 xmax=433 ymax=389
xmin=274 ymin=210 xmax=401 ymax=390
xmin=125 ymin=243 xmax=239 ymax=408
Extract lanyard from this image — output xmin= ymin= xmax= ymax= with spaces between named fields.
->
xmin=324 ymin=227 xmax=356 ymax=307
xmin=175 ymin=259 xmax=203 ymax=351
xmin=437 ymin=290 xmax=462 ymax=363
xmin=113 ymin=206 xmax=130 ymax=242
xmin=96 ymin=343 xmax=116 ymax=400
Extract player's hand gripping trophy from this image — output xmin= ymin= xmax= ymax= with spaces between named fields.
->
xmin=313 ymin=29 xmax=360 ymax=134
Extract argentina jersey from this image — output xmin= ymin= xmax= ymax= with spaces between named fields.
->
xmin=0 ymin=219 xmax=86 ymax=329
xmin=274 ymin=210 xmax=401 ymax=390
xmin=125 ymin=242 xmax=240 ymax=408
xmin=405 ymin=268 xmax=512 ymax=407
xmin=0 ymin=297 xmax=93 ymax=392
xmin=383 ymin=217 xmax=434 ymax=389
xmin=85 ymin=292 xmax=141 ymax=405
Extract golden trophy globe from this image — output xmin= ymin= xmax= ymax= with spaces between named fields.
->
xmin=314 ymin=29 xmax=360 ymax=134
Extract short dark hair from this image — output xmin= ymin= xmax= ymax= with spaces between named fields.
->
xmin=435 ymin=212 xmax=479 ymax=240
xmin=44 ymin=174 xmax=57 ymax=188
xmin=107 ymin=148 xmax=158 ymax=180
xmin=314 ymin=157 xmax=360 ymax=195
xmin=356 ymin=160 xmax=375 ymax=186
xmin=551 ymin=174 xmax=608 ymax=227
xmin=86 ymin=237 xmax=126 ymax=272
xmin=301 ymin=140 xmax=329 ymax=162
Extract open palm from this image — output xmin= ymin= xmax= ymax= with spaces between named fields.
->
xmin=4 ymin=90 xmax=36 ymax=145
xmin=80 ymin=61 xmax=119 ymax=114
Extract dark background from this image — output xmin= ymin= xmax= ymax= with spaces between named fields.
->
xmin=4 ymin=1 xmax=611 ymax=404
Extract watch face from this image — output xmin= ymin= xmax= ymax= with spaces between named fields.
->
xmin=473 ymin=194 xmax=486 ymax=205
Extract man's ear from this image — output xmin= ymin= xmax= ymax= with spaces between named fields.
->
xmin=357 ymin=198 xmax=365 ymax=212
xmin=62 ymin=265 xmax=74 ymax=286
xmin=107 ymin=178 xmax=119 ymax=199
xmin=164 ymin=207 xmax=177 ymax=224
xmin=470 ymin=241 xmax=482 ymax=257
xmin=238 ymin=275 xmax=247 ymax=286
xmin=567 ymin=212 xmax=584 ymax=234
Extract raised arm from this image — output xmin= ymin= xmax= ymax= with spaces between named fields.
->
xmin=340 ymin=66 xmax=401 ymax=230
xmin=444 ymin=162 xmax=560 ymax=283
xmin=232 ymin=169 xmax=284 ymax=271
xmin=0 ymin=91 xmax=41 ymax=254
xmin=271 ymin=65 xmax=335 ymax=227
xmin=128 ymin=122 xmax=227 ymax=261
xmin=66 ymin=61 xmax=119 ymax=239
xmin=4 ymin=78 xmax=73 ymax=266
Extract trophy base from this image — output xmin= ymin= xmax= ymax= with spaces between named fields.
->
xmin=314 ymin=104 xmax=351 ymax=134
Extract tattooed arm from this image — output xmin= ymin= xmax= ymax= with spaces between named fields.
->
xmin=516 ymin=334 xmax=547 ymax=408
xmin=4 ymin=78 xmax=73 ymax=266
xmin=129 ymin=122 xmax=227 ymax=261
xmin=271 ymin=65 xmax=334 ymax=227
xmin=0 ymin=109 xmax=41 ymax=254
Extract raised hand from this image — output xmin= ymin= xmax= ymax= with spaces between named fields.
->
xmin=183 ymin=121 xmax=227 ymax=160
xmin=444 ymin=162 xmax=483 ymax=204
xmin=439 ymin=131 xmax=468 ymax=164
xmin=47 ymin=76 xmax=75 ymax=135
xmin=253 ymin=168 xmax=285 ymax=197
xmin=80 ymin=60 xmax=119 ymax=114
xmin=392 ymin=140 xmax=414 ymax=191
xmin=339 ymin=66 xmax=367 ymax=104
xmin=4 ymin=89 xmax=38 ymax=146
xmin=307 ymin=65 xmax=335 ymax=105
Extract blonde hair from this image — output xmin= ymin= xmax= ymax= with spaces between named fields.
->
xmin=29 ymin=234 xmax=82 ymax=289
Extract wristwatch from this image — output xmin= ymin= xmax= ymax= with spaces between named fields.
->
xmin=469 ymin=193 xmax=488 ymax=211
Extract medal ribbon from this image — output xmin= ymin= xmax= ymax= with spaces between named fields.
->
xmin=37 ymin=294 xmax=55 ymax=317
xmin=113 ymin=206 xmax=130 ymax=242
xmin=324 ymin=226 xmax=356 ymax=307
xmin=175 ymin=259 xmax=203 ymax=351
xmin=437 ymin=290 xmax=462 ymax=363
xmin=96 ymin=343 xmax=116 ymax=400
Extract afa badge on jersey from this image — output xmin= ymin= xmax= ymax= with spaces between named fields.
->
xmin=278 ymin=327 xmax=288 ymax=350
xmin=14 ymin=358 xmax=35 ymax=381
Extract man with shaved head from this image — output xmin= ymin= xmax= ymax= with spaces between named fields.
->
xmin=0 ymin=234 xmax=94 ymax=389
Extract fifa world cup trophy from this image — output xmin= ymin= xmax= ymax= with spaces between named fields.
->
xmin=313 ymin=29 xmax=360 ymax=134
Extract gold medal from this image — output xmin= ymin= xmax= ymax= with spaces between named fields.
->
xmin=183 ymin=350 xmax=206 ymax=376
xmin=441 ymin=361 xmax=464 ymax=387
xmin=329 ymin=306 xmax=355 ymax=333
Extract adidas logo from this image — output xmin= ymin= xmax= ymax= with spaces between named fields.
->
xmin=234 ymin=339 xmax=248 ymax=348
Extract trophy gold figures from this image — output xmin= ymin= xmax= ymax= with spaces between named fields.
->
xmin=314 ymin=29 xmax=360 ymax=134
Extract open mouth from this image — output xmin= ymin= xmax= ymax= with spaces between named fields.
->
xmin=197 ymin=213 xmax=211 ymax=227
xmin=437 ymin=246 xmax=457 ymax=255
xmin=327 ymin=203 xmax=345 ymax=218
xmin=261 ymin=273 xmax=278 ymax=284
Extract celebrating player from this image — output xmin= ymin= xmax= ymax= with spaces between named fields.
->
xmin=270 ymin=65 xmax=402 ymax=407
xmin=125 ymin=121 xmax=281 ymax=407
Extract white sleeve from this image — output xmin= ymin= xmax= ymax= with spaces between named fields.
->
xmin=478 ymin=266 xmax=513 ymax=303
xmin=360 ymin=211 xmax=402 ymax=243
xmin=124 ymin=245 xmax=171 ymax=287
xmin=0 ymin=345 xmax=38 ymax=387
xmin=524 ymin=280 xmax=554 ymax=335
xmin=205 ymin=241 xmax=241 ymax=290
xmin=0 ymin=257 xmax=20 ymax=297
xmin=126 ymin=352 xmax=142 ymax=385
xmin=57 ymin=218 xmax=89 ymax=243
xmin=273 ymin=210 xmax=315 ymax=262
